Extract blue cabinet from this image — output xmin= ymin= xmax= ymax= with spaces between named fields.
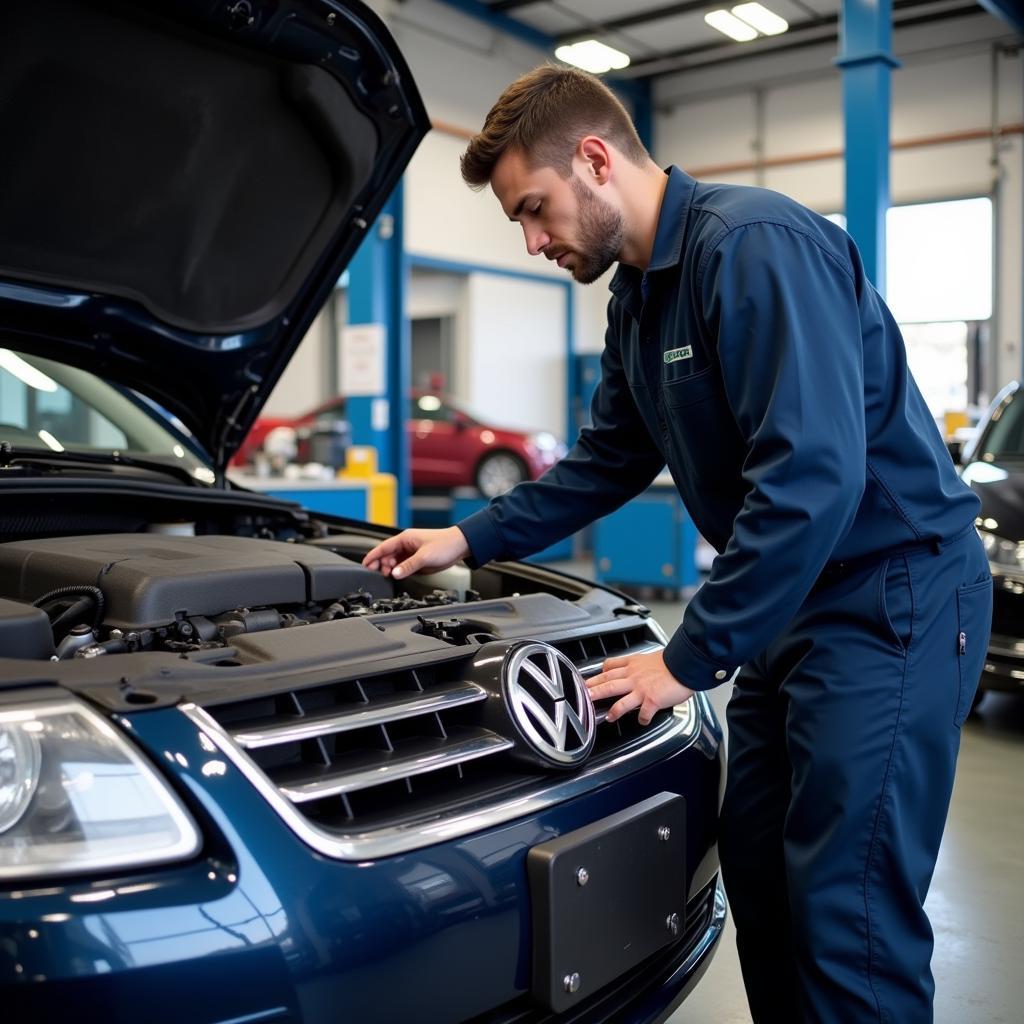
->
xmin=592 ymin=482 xmax=699 ymax=594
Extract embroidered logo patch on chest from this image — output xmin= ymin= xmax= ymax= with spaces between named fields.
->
xmin=664 ymin=346 xmax=693 ymax=364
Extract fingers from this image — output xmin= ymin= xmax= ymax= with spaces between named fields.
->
xmin=585 ymin=667 xmax=632 ymax=699
xmin=637 ymin=698 xmax=660 ymax=727
xmin=606 ymin=690 xmax=642 ymax=724
xmin=392 ymin=552 xmax=424 ymax=579
xmin=362 ymin=535 xmax=407 ymax=570
xmin=601 ymin=655 xmax=631 ymax=672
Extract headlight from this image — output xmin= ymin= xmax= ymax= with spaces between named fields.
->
xmin=528 ymin=431 xmax=560 ymax=453
xmin=0 ymin=698 xmax=200 ymax=879
xmin=0 ymin=725 xmax=41 ymax=833
xmin=978 ymin=528 xmax=1024 ymax=571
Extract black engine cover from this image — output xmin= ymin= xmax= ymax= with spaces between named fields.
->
xmin=0 ymin=534 xmax=393 ymax=630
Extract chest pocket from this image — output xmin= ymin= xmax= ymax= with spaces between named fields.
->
xmin=661 ymin=366 xmax=721 ymax=409
xmin=658 ymin=362 xmax=748 ymax=528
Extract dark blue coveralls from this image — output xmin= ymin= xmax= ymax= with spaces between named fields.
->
xmin=458 ymin=167 xmax=994 ymax=1022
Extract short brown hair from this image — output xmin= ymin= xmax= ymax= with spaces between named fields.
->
xmin=460 ymin=65 xmax=648 ymax=189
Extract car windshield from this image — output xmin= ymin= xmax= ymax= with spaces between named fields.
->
xmin=977 ymin=388 xmax=1024 ymax=460
xmin=0 ymin=348 xmax=214 ymax=481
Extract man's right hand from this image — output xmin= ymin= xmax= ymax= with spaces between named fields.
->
xmin=361 ymin=526 xmax=471 ymax=580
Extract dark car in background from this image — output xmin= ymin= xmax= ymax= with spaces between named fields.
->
xmin=0 ymin=2 xmax=724 ymax=1021
xmin=235 ymin=391 xmax=566 ymax=497
xmin=958 ymin=380 xmax=1024 ymax=705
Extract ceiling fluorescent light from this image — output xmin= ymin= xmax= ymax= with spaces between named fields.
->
xmin=732 ymin=3 xmax=789 ymax=36
xmin=704 ymin=10 xmax=758 ymax=42
xmin=555 ymin=40 xmax=630 ymax=74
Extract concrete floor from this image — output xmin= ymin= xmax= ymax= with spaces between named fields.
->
xmin=551 ymin=561 xmax=1024 ymax=1022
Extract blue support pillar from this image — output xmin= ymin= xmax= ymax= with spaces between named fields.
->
xmin=613 ymin=77 xmax=654 ymax=155
xmin=836 ymin=0 xmax=900 ymax=293
xmin=346 ymin=182 xmax=411 ymax=526
xmin=633 ymin=81 xmax=653 ymax=154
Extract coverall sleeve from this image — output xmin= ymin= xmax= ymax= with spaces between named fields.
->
xmin=457 ymin=312 xmax=665 ymax=565
xmin=662 ymin=222 xmax=867 ymax=690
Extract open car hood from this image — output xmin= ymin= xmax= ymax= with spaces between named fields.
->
xmin=0 ymin=0 xmax=428 ymax=471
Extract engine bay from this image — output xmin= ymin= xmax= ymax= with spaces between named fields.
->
xmin=0 ymin=533 xmax=490 ymax=662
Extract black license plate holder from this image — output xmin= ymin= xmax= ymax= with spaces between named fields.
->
xmin=527 ymin=791 xmax=687 ymax=1013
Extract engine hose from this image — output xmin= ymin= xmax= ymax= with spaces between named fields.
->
xmin=32 ymin=585 xmax=106 ymax=628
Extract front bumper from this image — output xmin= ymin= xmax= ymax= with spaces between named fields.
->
xmin=467 ymin=878 xmax=726 ymax=1024
xmin=0 ymin=697 xmax=724 ymax=1023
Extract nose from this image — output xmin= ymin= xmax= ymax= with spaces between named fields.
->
xmin=524 ymin=225 xmax=550 ymax=257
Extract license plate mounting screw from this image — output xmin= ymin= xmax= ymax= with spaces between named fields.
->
xmin=563 ymin=972 xmax=581 ymax=994
xmin=575 ymin=867 xmax=589 ymax=887
xmin=658 ymin=825 xmax=671 ymax=841
xmin=666 ymin=912 xmax=680 ymax=936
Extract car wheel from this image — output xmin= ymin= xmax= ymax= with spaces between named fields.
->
xmin=475 ymin=452 xmax=527 ymax=498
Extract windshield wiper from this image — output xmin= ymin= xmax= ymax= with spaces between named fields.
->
xmin=0 ymin=442 xmax=204 ymax=487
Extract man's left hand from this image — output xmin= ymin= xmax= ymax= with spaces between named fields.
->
xmin=585 ymin=650 xmax=695 ymax=726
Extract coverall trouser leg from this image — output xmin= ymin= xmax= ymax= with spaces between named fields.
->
xmin=718 ymin=527 xmax=992 ymax=1023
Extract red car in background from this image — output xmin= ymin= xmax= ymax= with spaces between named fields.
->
xmin=234 ymin=391 xmax=566 ymax=497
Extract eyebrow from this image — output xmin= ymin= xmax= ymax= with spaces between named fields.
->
xmin=509 ymin=193 xmax=540 ymax=222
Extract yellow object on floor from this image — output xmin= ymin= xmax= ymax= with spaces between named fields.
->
xmin=338 ymin=446 xmax=396 ymax=526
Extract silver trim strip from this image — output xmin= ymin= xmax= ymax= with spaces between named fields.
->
xmin=279 ymin=733 xmax=515 ymax=802
xmin=675 ymin=878 xmax=727 ymax=980
xmin=179 ymin=695 xmax=701 ymax=860
xmin=232 ymin=681 xmax=488 ymax=749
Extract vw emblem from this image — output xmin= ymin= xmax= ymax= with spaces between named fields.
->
xmin=502 ymin=642 xmax=596 ymax=767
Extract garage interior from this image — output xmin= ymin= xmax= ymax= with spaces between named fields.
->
xmin=215 ymin=0 xmax=1024 ymax=1017
xmin=225 ymin=2 xmax=1024 ymax=1019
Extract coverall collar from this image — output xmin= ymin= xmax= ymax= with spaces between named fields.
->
xmin=609 ymin=165 xmax=696 ymax=304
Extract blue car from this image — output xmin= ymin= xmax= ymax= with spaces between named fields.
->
xmin=0 ymin=2 xmax=725 ymax=1021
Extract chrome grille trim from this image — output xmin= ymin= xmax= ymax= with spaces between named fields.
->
xmin=180 ymin=695 xmax=701 ymax=860
xmin=232 ymin=681 xmax=488 ymax=749
xmin=279 ymin=732 xmax=515 ymax=802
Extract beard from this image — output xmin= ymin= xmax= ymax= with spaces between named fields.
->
xmin=566 ymin=175 xmax=624 ymax=284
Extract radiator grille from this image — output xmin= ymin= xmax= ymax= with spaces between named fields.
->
xmin=199 ymin=623 xmax=677 ymax=835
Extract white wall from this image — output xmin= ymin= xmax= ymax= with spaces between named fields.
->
xmin=262 ymin=306 xmax=333 ymax=417
xmin=653 ymin=10 xmax=1023 ymax=396
xmin=464 ymin=273 xmax=567 ymax=437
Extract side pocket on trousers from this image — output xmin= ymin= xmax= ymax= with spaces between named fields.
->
xmin=878 ymin=556 xmax=913 ymax=655
xmin=954 ymin=577 xmax=994 ymax=727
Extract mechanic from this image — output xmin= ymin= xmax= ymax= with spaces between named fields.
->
xmin=363 ymin=66 xmax=992 ymax=1023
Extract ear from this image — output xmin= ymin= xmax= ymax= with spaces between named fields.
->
xmin=576 ymin=136 xmax=612 ymax=185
